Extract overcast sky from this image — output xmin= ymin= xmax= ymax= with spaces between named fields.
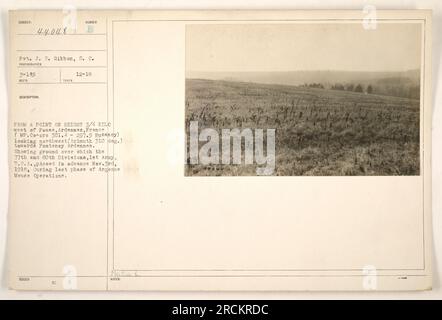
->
xmin=186 ymin=23 xmax=422 ymax=73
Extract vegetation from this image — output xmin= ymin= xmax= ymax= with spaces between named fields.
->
xmin=185 ymin=79 xmax=420 ymax=176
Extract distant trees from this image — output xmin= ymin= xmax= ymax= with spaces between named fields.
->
xmin=354 ymin=84 xmax=363 ymax=93
xmin=331 ymin=83 xmax=369 ymax=94
xmin=301 ymin=83 xmax=324 ymax=89
xmin=331 ymin=83 xmax=345 ymax=90
xmin=303 ymin=82 xmax=374 ymax=94
xmin=308 ymin=83 xmax=324 ymax=89
xmin=303 ymin=81 xmax=419 ymax=99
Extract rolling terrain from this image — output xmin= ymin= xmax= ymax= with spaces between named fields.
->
xmin=185 ymin=79 xmax=420 ymax=176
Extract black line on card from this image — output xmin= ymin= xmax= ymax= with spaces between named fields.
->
xmin=112 ymin=19 xmax=425 ymax=22
xmin=112 ymin=20 xmax=115 ymax=272
xmin=19 ymin=276 xmax=108 ymax=278
xmin=106 ymin=17 xmax=110 ymax=291
xmin=17 ymin=82 xmax=106 ymax=84
xmin=16 ymin=49 xmax=106 ymax=52
xmin=19 ymin=274 xmax=428 ymax=278
xmin=116 ymin=268 xmax=425 ymax=272
xmin=17 ymin=33 xmax=106 ymax=36
xmin=17 ymin=66 xmax=107 ymax=68
xmin=115 ymin=274 xmax=428 ymax=278
xmin=422 ymin=19 xmax=426 ymax=270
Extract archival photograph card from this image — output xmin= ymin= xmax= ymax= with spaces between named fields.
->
xmin=7 ymin=9 xmax=432 ymax=291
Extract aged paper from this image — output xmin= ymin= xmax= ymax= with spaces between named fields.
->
xmin=7 ymin=10 xmax=432 ymax=290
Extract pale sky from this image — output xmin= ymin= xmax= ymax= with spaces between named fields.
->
xmin=186 ymin=23 xmax=422 ymax=72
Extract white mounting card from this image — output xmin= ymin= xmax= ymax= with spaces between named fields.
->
xmin=7 ymin=9 xmax=432 ymax=291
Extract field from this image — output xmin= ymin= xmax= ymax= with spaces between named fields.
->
xmin=185 ymin=79 xmax=420 ymax=176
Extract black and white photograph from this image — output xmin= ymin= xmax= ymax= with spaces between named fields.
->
xmin=185 ymin=23 xmax=422 ymax=176
xmin=2 ymin=7 xmax=436 ymax=296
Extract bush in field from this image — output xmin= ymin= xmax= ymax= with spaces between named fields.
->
xmin=354 ymin=84 xmax=363 ymax=93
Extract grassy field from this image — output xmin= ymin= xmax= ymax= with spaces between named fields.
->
xmin=185 ymin=79 xmax=420 ymax=176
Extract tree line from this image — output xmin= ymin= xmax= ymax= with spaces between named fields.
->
xmin=330 ymin=83 xmax=373 ymax=94
xmin=302 ymin=82 xmax=419 ymax=99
